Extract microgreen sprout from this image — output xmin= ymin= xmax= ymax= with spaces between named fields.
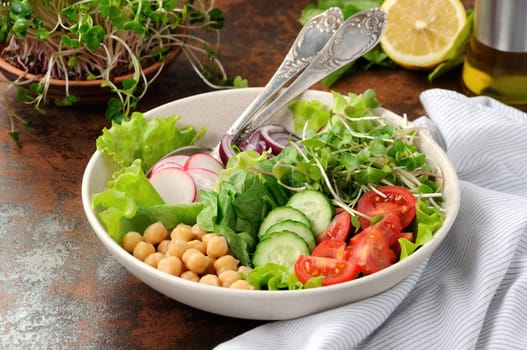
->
xmin=267 ymin=90 xmax=445 ymax=220
xmin=0 ymin=0 xmax=247 ymax=144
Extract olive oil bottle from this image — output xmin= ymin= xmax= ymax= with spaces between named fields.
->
xmin=462 ymin=0 xmax=527 ymax=110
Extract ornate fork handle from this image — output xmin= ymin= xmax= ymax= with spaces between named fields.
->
xmin=223 ymin=7 xmax=344 ymax=138
xmin=276 ymin=7 xmax=344 ymax=82
xmin=234 ymin=8 xmax=386 ymax=144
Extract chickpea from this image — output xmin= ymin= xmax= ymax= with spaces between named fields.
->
xmin=206 ymin=236 xmax=228 ymax=259
xmin=157 ymin=239 xmax=171 ymax=254
xmin=170 ymin=224 xmax=193 ymax=241
xmin=201 ymin=233 xmax=216 ymax=246
xmin=181 ymin=248 xmax=201 ymax=265
xmin=166 ymin=239 xmax=188 ymax=258
xmin=191 ymin=224 xmax=207 ymax=240
xmin=213 ymin=255 xmax=239 ymax=275
xmin=133 ymin=241 xmax=156 ymax=261
xmin=204 ymin=257 xmax=217 ymax=275
xmin=180 ymin=270 xmax=200 ymax=282
xmin=185 ymin=252 xmax=210 ymax=274
xmin=122 ymin=231 xmax=144 ymax=253
xmin=229 ymin=280 xmax=254 ymax=290
xmin=187 ymin=239 xmax=206 ymax=254
xmin=129 ymin=219 xmax=254 ymax=288
xmin=144 ymin=252 xmax=165 ymax=268
xmin=157 ymin=256 xmax=183 ymax=276
xmin=143 ymin=222 xmax=168 ymax=245
xmin=199 ymin=274 xmax=220 ymax=286
xmin=218 ymin=270 xmax=242 ymax=287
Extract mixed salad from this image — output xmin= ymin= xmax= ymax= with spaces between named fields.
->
xmin=91 ymin=89 xmax=445 ymax=290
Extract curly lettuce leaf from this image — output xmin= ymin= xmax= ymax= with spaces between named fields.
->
xmin=96 ymin=112 xmax=206 ymax=172
xmin=399 ymin=199 xmax=445 ymax=259
xmin=91 ymin=159 xmax=202 ymax=242
xmin=246 ymin=263 xmax=306 ymax=290
xmin=289 ymin=99 xmax=331 ymax=135
xmin=91 ymin=159 xmax=161 ymax=241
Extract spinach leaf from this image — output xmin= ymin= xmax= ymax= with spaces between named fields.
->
xmin=197 ymin=168 xmax=284 ymax=266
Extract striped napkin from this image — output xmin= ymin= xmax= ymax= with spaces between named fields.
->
xmin=216 ymin=89 xmax=527 ymax=350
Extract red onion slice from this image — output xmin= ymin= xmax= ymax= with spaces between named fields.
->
xmin=239 ymin=130 xmax=267 ymax=153
xmin=219 ymin=133 xmax=236 ymax=164
xmin=219 ymin=125 xmax=299 ymax=163
xmin=259 ymin=124 xmax=299 ymax=154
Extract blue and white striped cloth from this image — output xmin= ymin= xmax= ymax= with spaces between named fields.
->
xmin=216 ymin=89 xmax=527 ymax=350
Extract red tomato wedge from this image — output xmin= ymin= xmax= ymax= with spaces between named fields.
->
xmin=357 ymin=186 xmax=417 ymax=229
xmin=316 ymin=210 xmax=351 ymax=243
xmin=295 ymin=255 xmax=360 ymax=286
xmin=373 ymin=213 xmax=403 ymax=246
xmin=346 ymin=225 xmax=397 ymax=275
xmin=311 ymin=239 xmax=347 ymax=259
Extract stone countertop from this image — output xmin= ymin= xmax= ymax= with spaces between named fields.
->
xmin=0 ymin=1 xmax=473 ymax=348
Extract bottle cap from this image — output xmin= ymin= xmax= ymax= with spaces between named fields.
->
xmin=474 ymin=0 xmax=527 ymax=52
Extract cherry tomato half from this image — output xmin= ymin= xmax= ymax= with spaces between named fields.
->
xmin=357 ymin=185 xmax=417 ymax=229
xmin=311 ymin=239 xmax=347 ymax=259
xmin=346 ymin=225 xmax=396 ymax=275
xmin=373 ymin=213 xmax=403 ymax=246
xmin=295 ymin=255 xmax=360 ymax=286
xmin=316 ymin=211 xmax=351 ymax=243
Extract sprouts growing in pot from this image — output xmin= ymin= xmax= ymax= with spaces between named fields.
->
xmin=0 ymin=0 xmax=245 ymax=144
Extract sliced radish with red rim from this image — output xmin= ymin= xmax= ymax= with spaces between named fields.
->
xmin=184 ymin=153 xmax=224 ymax=175
xmin=148 ymin=154 xmax=189 ymax=178
xmin=149 ymin=167 xmax=197 ymax=204
xmin=186 ymin=168 xmax=220 ymax=199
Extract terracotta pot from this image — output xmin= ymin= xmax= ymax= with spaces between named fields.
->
xmin=0 ymin=46 xmax=182 ymax=105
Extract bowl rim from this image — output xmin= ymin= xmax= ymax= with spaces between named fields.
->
xmin=82 ymin=88 xmax=460 ymax=299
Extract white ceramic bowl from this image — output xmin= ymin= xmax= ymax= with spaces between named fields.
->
xmin=82 ymin=88 xmax=460 ymax=320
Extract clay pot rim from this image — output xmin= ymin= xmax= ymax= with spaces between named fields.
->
xmin=0 ymin=46 xmax=182 ymax=87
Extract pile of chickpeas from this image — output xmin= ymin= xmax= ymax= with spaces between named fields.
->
xmin=121 ymin=222 xmax=254 ymax=289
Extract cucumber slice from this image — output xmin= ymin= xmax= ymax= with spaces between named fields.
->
xmin=287 ymin=190 xmax=335 ymax=237
xmin=252 ymin=231 xmax=309 ymax=271
xmin=262 ymin=220 xmax=316 ymax=252
xmin=258 ymin=206 xmax=311 ymax=238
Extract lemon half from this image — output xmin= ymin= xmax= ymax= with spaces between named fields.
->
xmin=380 ymin=0 xmax=467 ymax=70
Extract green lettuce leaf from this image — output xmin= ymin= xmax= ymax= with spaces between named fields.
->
xmin=246 ymin=263 xmax=305 ymax=290
xmin=96 ymin=111 xmax=206 ymax=172
xmin=91 ymin=159 xmax=202 ymax=242
xmin=289 ymin=98 xmax=331 ymax=135
xmin=399 ymin=199 xmax=445 ymax=259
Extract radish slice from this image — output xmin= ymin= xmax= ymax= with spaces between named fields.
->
xmin=185 ymin=153 xmax=224 ymax=175
xmin=186 ymin=168 xmax=220 ymax=197
xmin=148 ymin=155 xmax=189 ymax=178
xmin=156 ymin=154 xmax=189 ymax=168
xmin=149 ymin=167 xmax=196 ymax=204
xmin=148 ymin=162 xmax=185 ymax=178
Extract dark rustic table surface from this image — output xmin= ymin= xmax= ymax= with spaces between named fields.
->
xmin=1 ymin=1 xmax=474 ymax=349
